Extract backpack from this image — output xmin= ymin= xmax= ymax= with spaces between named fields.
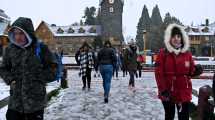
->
xmin=35 ymin=41 xmax=63 ymax=82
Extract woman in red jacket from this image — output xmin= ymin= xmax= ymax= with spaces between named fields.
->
xmin=155 ymin=23 xmax=195 ymax=120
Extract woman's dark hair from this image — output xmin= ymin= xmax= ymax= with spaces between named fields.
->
xmin=171 ymin=27 xmax=184 ymax=48
xmin=80 ymin=42 xmax=91 ymax=49
xmin=171 ymin=27 xmax=182 ymax=38
xmin=104 ymin=40 xmax=112 ymax=47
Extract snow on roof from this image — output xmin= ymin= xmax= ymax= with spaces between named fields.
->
xmin=0 ymin=9 xmax=10 ymax=21
xmin=0 ymin=22 xmax=9 ymax=36
xmin=186 ymin=23 xmax=215 ymax=36
xmin=45 ymin=22 xmax=101 ymax=37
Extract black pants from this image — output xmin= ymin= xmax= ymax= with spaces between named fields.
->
xmin=162 ymin=101 xmax=190 ymax=120
xmin=129 ymin=70 xmax=135 ymax=87
xmin=135 ymin=69 xmax=142 ymax=78
xmin=82 ymin=68 xmax=92 ymax=89
xmin=138 ymin=69 xmax=142 ymax=77
xmin=6 ymin=109 xmax=44 ymax=120
xmin=113 ymin=68 xmax=119 ymax=78
xmin=123 ymin=70 xmax=128 ymax=77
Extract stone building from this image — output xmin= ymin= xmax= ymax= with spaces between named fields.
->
xmin=35 ymin=21 xmax=101 ymax=55
xmin=36 ymin=0 xmax=124 ymax=55
xmin=0 ymin=9 xmax=10 ymax=56
xmin=186 ymin=20 xmax=215 ymax=56
xmin=99 ymin=0 xmax=124 ymax=45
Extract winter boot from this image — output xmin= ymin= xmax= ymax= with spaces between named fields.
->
xmin=104 ymin=98 xmax=108 ymax=103
xmin=82 ymin=86 xmax=86 ymax=91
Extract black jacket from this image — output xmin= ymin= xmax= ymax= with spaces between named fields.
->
xmin=97 ymin=47 xmax=116 ymax=67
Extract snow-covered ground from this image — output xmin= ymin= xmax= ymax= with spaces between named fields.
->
xmin=0 ymin=70 xmax=213 ymax=120
xmin=44 ymin=71 xmax=165 ymax=120
xmin=0 ymin=78 xmax=60 ymax=120
xmin=44 ymin=70 xmax=210 ymax=120
xmin=0 ymin=80 xmax=60 ymax=101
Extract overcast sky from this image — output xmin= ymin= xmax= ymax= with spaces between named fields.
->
xmin=1 ymin=0 xmax=215 ymax=40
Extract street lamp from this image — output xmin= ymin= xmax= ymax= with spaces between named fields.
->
xmin=143 ymin=30 xmax=147 ymax=51
xmin=211 ymin=35 xmax=215 ymax=57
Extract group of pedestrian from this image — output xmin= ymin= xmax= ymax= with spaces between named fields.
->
xmin=0 ymin=16 xmax=203 ymax=120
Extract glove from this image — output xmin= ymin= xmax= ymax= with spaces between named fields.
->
xmin=161 ymin=90 xmax=170 ymax=101
xmin=191 ymin=64 xmax=203 ymax=77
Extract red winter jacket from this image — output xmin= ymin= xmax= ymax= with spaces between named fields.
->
xmin=155 ymin=49 xmax=195 ymax=103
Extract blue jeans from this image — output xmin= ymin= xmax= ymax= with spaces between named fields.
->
xmin=99 ymin=65 xmax=113 ymax=98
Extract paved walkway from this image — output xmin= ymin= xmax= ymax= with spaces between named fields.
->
xmin=44 ymin=71 xmax=166 ymax=120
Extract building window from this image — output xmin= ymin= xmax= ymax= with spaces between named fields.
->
xmin=89 ymin=27 xmax=96 ymax=33
xmin=109 ymin=7 xmax=114 ymax=13
xmin=57 ymin=28 xmax=64 ymax=34
xmin=78 ymin=27 xmax=86 ymax=33
xmin=109 ymin=0 xmax=114 ymax=4
xmin=68 ymin=27 xmax=75 ymax=33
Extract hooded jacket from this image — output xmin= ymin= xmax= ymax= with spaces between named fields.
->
xmin=123 ymin=45 xmax=138 ymax=71
xmin=0 ymin=17 xmax=56 ymax=113
xmin=155 ymin=24 xmax=195 ymax=103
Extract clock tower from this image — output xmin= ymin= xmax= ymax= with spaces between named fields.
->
xmin=99 ymin=0 xmax=124 ymax=46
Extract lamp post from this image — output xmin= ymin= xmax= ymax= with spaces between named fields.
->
xmin=143 ymin=30 xmax=147 ymax=51
xmin=211 ymin=35 xmax=215 ymax=57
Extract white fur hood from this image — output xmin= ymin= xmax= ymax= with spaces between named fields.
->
xmin=164 ymin=23 xmax=189 ymax=55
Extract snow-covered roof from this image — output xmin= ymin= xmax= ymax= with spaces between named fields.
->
xmin=99 ymin=0 xmax=124 ymax=5
xmin=45 ymin=22 xmax=101 ymax=37
xmin=0 ymin=9 xmax=10 ymax=21
xmin=0 ymin=22 xmax=9 ymax=36
xmin=186 ymin=23 xmax=215 ymax=36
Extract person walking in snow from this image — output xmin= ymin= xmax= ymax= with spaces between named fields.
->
xmin=78 ymin=42 xmax=95 ymax=91
xmin=124 ymin=41 xmax=138 ymax=90
xmin=121 ymin=48 xmax=128 ymax=77
xmin=75 ymin=48 xmax=82 ymax=66
xmin=155 ymin=23 xmax=195 ymax=120
xmin=93 ymin=48 xmax=100 ymax=78
xmin=113 ymin=49 xmax=121 ymax=78
xmin=136 ymin=54 xmax=144 ymax=78
xmin=0 ymin=17 xmax=57 ymax=120
xmin=97 ymin=41 xmax=116 ymax=103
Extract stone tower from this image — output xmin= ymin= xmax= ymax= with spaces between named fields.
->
xmin=99 ymin=0 xmax=124 ymax=46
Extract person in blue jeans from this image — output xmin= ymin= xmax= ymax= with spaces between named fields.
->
xmin=97 ymin=41 xmax=116 ymax=103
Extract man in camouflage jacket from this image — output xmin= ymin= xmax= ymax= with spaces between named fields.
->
xmin=0 ymin=17 xmax=56 ymax=120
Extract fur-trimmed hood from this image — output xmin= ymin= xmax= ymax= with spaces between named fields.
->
xmin=164 ymin=23 xmax=189 ymax=55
